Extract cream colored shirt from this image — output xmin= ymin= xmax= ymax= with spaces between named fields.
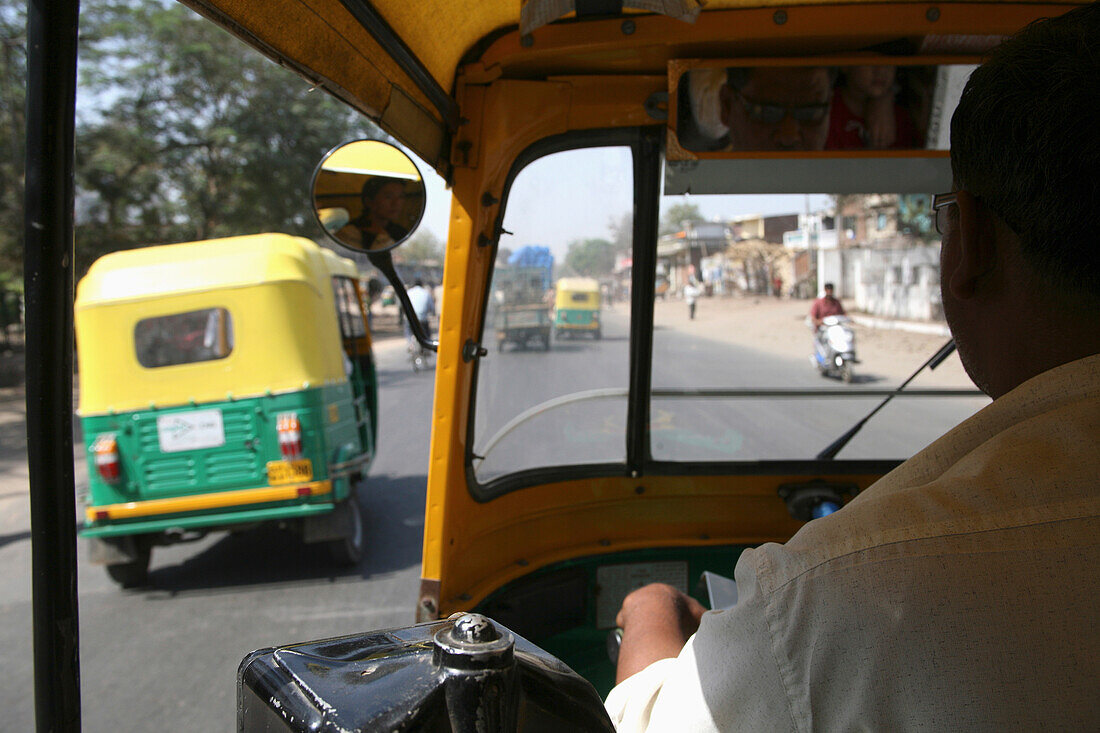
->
xmin=606 ymin=354 xmax=1100 ymax=731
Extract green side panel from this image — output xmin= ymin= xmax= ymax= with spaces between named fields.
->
xmin=474 ymin=545 xmax=750 ymax=697
xmin=81 ymin=383 xmax=367 ymax=533
xmin=320 ymin=381 xmax=367 ymax=502
xmin=341 ymin=348 xmax=379 ymax=494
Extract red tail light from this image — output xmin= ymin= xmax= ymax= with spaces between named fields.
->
xmin=277 ymin=413 xmax=303 ymax=459
xmin=92 ymin=434 xmax=121 ymax=483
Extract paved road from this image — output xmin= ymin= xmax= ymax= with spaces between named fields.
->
xmin=0 ymin=306 xmax=986 ymax=730
xmin=474 ymin=304 xmax=986 ymax=479
xmin=0 ymin=341 xmax=434 ymax=732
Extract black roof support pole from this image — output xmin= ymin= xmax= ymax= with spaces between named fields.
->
xmin=24 ymin=0 xmax=82 ymax=730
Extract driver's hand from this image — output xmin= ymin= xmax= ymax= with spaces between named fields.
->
xmin=614 ymin=583 xmax=706 ymax=684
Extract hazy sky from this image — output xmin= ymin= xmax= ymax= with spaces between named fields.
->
xmin=412 ymin=147 xmax=830 ymax=259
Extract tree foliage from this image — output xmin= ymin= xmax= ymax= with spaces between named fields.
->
xmin=564 ymin=238 xmax=615 ymax=278
xmin=0 ymin=3 xmax=26 ymax=279
xmin=608 ymin=212 xmax=633 ymax=253
xmin=659 ymin=202 xmax=703 ymax=236
xmin=71 ymin=0 xmax=380 ymax=273
xmin=398 ymin=229 xmax=444 ymax=265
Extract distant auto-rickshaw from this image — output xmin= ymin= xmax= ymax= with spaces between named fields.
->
xmin=75 ymin=234 xmax=378 ymax=586
xmin=554 ymin=277 xmax=602 ymax=339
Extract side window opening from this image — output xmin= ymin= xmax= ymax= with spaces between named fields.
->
xmin=332 ymin=276 xmax=367 ymax=341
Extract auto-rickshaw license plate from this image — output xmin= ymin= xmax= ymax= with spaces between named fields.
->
xmin=267 ymin=459 xmax=313 ymax=485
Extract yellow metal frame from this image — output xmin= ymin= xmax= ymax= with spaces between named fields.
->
xmin=85 ymin=480 xmax=332 ymax=522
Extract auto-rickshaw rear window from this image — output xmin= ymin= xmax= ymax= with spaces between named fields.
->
xmin=570 ymin=292 xmax=592 ymax=303
xmin=134 ymin=308 xmax=233 ymax=368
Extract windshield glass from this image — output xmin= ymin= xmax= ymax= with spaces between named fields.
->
xmin=650 ymin=186 xmax=988 ymax=462
xmin=473 ymin=147 xmax=633 ymax=482
xmin=473 ymin=144 xmax=989 ymax=485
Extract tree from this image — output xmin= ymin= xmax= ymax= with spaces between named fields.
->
xmin=608 ymin=212 xmax=633 ymax=253
xmin=565 ymin=238 xmax=615 ymax=278
xmin=399 ymin=229 xmax=444 ymax=264
xmin=659 ymin=202 xmax=703 ymax=236
xmin=0 ymin=3 xmax=26 ymax=277
xmin=73 ymin=0 xmax=380 ymax=272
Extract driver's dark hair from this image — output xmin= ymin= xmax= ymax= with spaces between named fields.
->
xmin=950 ymin=3 xmax=1100 ymax=297
xmin=360 ymin=175 xmax=401 ymax=202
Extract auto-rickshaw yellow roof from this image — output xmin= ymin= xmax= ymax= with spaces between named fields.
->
xmin=557 ymin=277 xmax=600 ymax=292
xmin=77 ymin=233 xmax=352 ymax=309
xmin=180 ymin=0 xmax=1078 ymax=175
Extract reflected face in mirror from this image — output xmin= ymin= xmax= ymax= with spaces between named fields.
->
xmin=312 ymin=139 xmax=426 ymax=254
xmin=366 ymin=180 xmax=406 ymax=224
xmin=344 ymin=177 xmax=409 ymax=250
xmin=719 ymin=67 xmax=833 ymax=151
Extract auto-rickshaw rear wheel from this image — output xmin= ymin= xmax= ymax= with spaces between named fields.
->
xmin=105 ymin=545 xmax=151 ymax=588
xmin=327 ymin=497 xmax=364 ymax=565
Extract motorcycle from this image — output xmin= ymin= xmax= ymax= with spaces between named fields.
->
xmin=810 ymin=315 xmax=859 ymax=383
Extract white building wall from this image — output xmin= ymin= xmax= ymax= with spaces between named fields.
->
xmin=849 ymin=245 xmax=944 ymax=321
xmin=816 ymin=248 xmax=845 ymax=297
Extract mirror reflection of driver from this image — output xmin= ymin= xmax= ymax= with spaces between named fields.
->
xmin=718 ymin=66 xmax=834 ymax=151
xmin=338 ymin=177 xmax=408 ymax=250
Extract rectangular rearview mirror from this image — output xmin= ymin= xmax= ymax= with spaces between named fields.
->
xmin=668 ymin=58 xmax=979 ymax=158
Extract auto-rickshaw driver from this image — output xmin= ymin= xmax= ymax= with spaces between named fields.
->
xmin=607 ymin=7 xmax=1100 ymax=729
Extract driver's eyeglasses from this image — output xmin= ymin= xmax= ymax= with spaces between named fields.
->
xmin=735 ymin=91 xmax=830 ymax=125
xmin=932 ymin=192 xmax=958 ymax=235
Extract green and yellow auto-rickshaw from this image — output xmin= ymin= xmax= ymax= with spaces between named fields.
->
xmin=75 ymin=233 xmax=377 ymax=586
xmin=554 ymin=277 xmax=602 ymax=339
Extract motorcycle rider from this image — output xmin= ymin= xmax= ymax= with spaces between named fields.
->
xmin=810 ymin=282 xmax=846 ymax=328
xmin=809 ymin=282 xmax=847 ymax=357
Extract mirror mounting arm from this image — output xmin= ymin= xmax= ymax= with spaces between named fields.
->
xmin=368 ymin=250 xmax=438 ymax=353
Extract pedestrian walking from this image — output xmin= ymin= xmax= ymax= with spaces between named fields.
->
xmin=683 ymin=281 xmax=700 ymax=320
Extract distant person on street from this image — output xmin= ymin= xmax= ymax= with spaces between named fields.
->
xmin=405 ymin=279 xmax=435 ymax=346
xmin=683 ymin=281 xmax=700 ymax=320
xmin=810 ymin=282 xmax=845 ymax=327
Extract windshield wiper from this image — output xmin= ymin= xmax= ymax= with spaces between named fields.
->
xmin=816 ymin=339 xmax=959 ymax=460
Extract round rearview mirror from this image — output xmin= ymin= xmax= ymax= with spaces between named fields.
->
xmin=311 ymin=140 xmax=426 ymax=254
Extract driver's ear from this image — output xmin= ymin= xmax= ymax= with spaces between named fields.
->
xmin=946 ymin=190 xmax=998 ymax=300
